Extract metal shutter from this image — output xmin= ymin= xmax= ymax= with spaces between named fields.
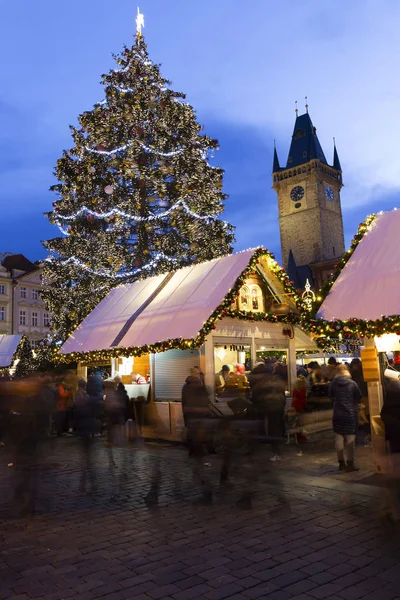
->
xmin=154 ymin=349 xmax=200 ymax=400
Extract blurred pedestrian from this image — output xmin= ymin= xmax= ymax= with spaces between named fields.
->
xmin=55 ymin=376 xmax=69 ymax=436
xmin=75 ymin=378 xmax=97 ymax=494
xmin=329 ymin=364 xmax=362 ymax=472
xmin=86 ymin=369 xmax=104 ymax=437
xmin=181 ymin=369 xmax=213 ymax=504
xmin=248 ymin=362 xmax=286 ymax=461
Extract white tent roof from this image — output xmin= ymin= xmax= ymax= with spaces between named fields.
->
xmin=317 ymin=210 xmax=400 ymax=321
xmin=61 ymin=249 xmax=298 ymax=355
xmin=0 ymin=334 xmax=22 ymax=367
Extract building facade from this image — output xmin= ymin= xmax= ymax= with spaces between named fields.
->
xmin=272 ymin=110 xmax=345 ymax=289
xmin=0 ymin=254 xmax=51 ymax=348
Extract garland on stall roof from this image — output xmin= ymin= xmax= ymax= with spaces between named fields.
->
xmin=58 ymin=247 xmax=303 ymax=364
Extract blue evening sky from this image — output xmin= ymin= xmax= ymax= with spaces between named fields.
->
xmin=2 ymin=0 xmax=400 ymax=263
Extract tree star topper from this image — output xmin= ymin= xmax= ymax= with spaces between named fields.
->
xmin=136 ymin=7 xmax=144 ymax=36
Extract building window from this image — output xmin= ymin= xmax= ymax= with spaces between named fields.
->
xmin=20 ymin=287 xmax=26 ymax=299
xmin=32 ymin=289 xmax=39 ymax=300
xmin=43 ymin=313 xmax=50 ymax=327
xmin=32 ymin=312 xmax=38 ymax=327
xmin=302 ymin=151 xmax=307 ymax=158
xmin=31 ymin=340 xmax=40 ymax=350
xmin=19 ymin=311 xmax=26 ymax=326
xmin=0 ymin=307 xmax=4 ymax=321
xmin=0 ymin=285 xmax=5 ymax=295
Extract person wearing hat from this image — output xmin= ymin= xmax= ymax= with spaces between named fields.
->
xmin=215 ymin=364 xmax=231 ymax=393
xmin=324 ymin=357 xmax=339 ymax=382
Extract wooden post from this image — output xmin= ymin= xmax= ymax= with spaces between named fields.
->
xmin=201 ymin=336 xmax=215 ymax=400
xmin=287 ymin=336 xmax=297 ymax=394
xmin=364 ymin=337 xmax=387 ymax=473
xmin=250 ymin=337 xmax=257 ymax=369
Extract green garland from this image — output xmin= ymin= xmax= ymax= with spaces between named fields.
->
xmin=60 ymin=247 xmax=302 ymax=364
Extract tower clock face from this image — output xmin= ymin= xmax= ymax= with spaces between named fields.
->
xmin=325 ymin=185 xmax=334 ymax=201
xmin=290 ymin=186 xmax=304 ymax=202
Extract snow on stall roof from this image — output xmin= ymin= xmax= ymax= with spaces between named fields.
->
xmin=317 ymin=210 xmax=400 ymax=321
xmin=0 ymin=334 xmax=22 ymax=367
xmin=60 ymin=249 xmax=260 ymax=355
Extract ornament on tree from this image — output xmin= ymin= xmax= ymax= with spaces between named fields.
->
xmin=104 ymin=185 xmax=114 ymax=195
xmin=89 ymin=166 xmax=96 ymax=173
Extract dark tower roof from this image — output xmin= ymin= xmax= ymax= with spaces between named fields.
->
xmin=333 ymin=143 xmax=342 ymax=171
xmin=286 ymin=112 xmax=327 ymax=168
xmin=287 ymin=249 xmax=314 ymax=289
xmin=273 ymin=145 xmax=281 ymax=172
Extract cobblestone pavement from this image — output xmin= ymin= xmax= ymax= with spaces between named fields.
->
xmin=1 ymin=435 xmax=400 ymax=600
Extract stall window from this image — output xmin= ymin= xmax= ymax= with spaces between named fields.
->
xmin=251 ymin=285 xmax=263 ymax=311
xmin=239 ymin=285 xmax=251 ymax=311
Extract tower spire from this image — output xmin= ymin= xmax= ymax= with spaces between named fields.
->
xmin=333 ymin=137 xmax=342 ymax=171
xmin=305 ymin=96 xmax=309 ymax=113
xmin=295 ymin=100 xmax=298 ymax=117
xmin=273 ymin=140 xmax=281 ymax=173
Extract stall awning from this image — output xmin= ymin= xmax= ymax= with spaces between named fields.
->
xmin=61 ymin=250 xmax=261 ymax=355
xmin=317 ymin=210 xmax=400 ymax=321
xmin=61 ymin=248 xmax=305 ymax=356
xmin=0 ymin=334 xmax=22 ymax=368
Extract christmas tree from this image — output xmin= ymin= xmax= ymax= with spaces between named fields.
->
xmin=42 ymin=11 xmax=235 ymax=342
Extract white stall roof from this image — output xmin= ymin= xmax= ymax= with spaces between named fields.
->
xmin=61 ymin=248 xmax=294 ymax=355
xmin=0 ymin=334 xmax=22 ymax=367
xmin=317 ymin=210 xmax=400 ymax=321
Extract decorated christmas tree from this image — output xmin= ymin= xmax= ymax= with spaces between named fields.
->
xmin=42 ymin=10 xmax=234 ymax=342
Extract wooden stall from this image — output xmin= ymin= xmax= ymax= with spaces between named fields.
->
xmin=60 ymin=248 xmax=316 ymax=441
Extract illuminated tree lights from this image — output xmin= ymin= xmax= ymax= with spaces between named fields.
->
xmin=59 ymin=248 xmax=304 ymax=364
xmin=42 ymin=28 xmax=235 ymax=342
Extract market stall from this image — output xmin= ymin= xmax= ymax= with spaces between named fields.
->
xmin=316 ymin=209 xmax=400 ymax=473
xmin=0 ymin=334 xmax=23 ymax=372
xmin=60 ymin=248 xmax=316 ymax=441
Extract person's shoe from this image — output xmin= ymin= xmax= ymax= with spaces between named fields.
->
xmin=220 ymin=468 xmax=229 ymax=483
xmin=270 ymin=455 xmax=281 ymax=462
xmin=338 ymin=460 xmax=347 ymax=471
xmin=237 ymin=494 xmax=252 ymax=510
xmin=346 ymin=462 xmax=359 ymax=473
xmin=144 ymin=492 xmax=158 ymax=506
xmin=194 ymin=492 xmax=213 ymax=506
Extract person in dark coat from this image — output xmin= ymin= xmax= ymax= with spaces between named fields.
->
xmin=248 ymin=362 xmax=286 ymax=461
xmin=86 ymin=369 xmax=104 ymax=436
xmin=381 ymin=377 xmax=400 ymax=520
xmin=329 ymin=364 xmax=362 ymax=471
xmin=75 ymin=379 xmax=96 ymax=493
xmin=381 ymin=377 xmax=400 ymax=453
xmin=181 ymin=370 xmax=213 ymax=503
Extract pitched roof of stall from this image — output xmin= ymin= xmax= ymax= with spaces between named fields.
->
xmin=317 ymin=210 xmax=400 ymax=321
xmin=60 ymin=249 xmax=296 ymax=356
xmin=0 ymin=334 xmax=22 ymax=368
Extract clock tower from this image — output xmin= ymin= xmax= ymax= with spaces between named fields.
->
xmin=272 ymin=110 xmax=345 ymax=289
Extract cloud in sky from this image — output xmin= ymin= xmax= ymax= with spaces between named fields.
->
xmin=1 ymin=0 xmax=400 ymax=261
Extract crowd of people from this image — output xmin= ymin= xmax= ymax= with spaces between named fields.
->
xmin=2 ymin=354 xmax=400 ymax=516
